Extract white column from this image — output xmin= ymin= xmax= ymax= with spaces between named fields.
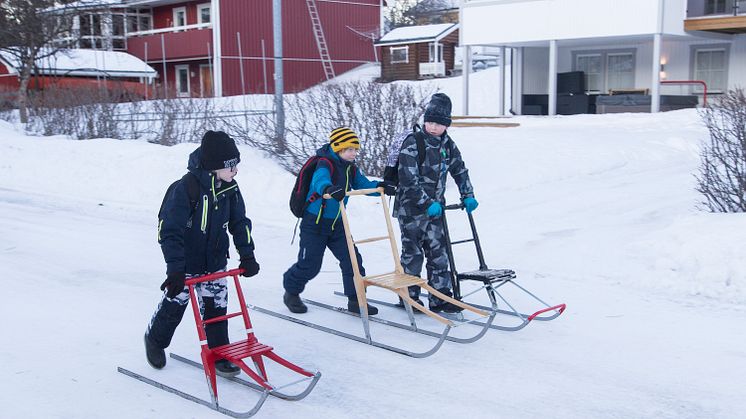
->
xmin=212 ymin=0 xmax=223 ymax=97
xmin=548 ymin=39 xmax=557 ymax=116
xmin=651 ymin=35 xmax=662 ymax=113
xmin=651 ymin=0 xmax=664 ymax=113
xmin=462 ymin=45 xmax=471 ymax=116
xmin=513 ymin=47 xmax=523 ymax=115
xmin=498 ymin=46 xmax=506 ymax=116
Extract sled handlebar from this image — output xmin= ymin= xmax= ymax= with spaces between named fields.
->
xmin=444 ymin=203 xmax=465 ymax=211
xmin=184 ymin=268 xmax=245 ymax=285
xmin=322 ymin=187 xmax=383 ymax=199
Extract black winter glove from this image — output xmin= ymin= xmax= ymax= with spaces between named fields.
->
xmin=377 ymin=181 xmax=396 ymax=196
xmin=239 ymin=254 xmax=260 ymax=278
xmin=160 ymin=272 xmax=186 ymax=299
xmin=325 ymin=185 xmax=346 ymax=202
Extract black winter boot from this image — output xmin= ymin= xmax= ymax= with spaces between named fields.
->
xmin=144 ymin=333 xmax=166 ymax=369
xmin=429 ymin=300 xmax=464 ymax=313
xmin=283 ymin=292 xmax=308 ymax=313
xmin=397 ymin=296 xmax=424 ymax=314
xmin=347 ymin=298 xmax=378 ymax=315
xmin=215 ymin=359 xmax=240 ymax=378
xmin=429 ymin=289 xmax=464 ymax=313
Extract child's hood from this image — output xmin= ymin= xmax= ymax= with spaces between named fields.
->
xmin=187 ymin=147 xmax=217 ymax=188
xmin=315 ymin=143 xmax=352 ymax=170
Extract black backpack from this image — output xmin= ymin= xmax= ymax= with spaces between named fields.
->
xmin=383 ymin=124 xmax=427 ymax=185
xmin=289 ymin=156 xmax=334 ymax=218
xmin=158 ymin=173 xmax=201 ymax=221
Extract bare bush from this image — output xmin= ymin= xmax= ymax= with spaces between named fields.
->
xmin=24 ymin=84 xmax=233 ymax=143
xmin=696 ymin=88 xmax=746 ymax=212
xmin=227 ymin=81 xmax=434 ymax=176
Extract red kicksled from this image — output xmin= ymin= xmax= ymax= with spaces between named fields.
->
xmin=118 ymin=268 xmax=321 ymax=418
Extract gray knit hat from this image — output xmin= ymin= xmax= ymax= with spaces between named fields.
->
xmin=424 ymin=93 xmax=452 ymax=127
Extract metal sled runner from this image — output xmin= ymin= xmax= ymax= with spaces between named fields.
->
xmin=118 ymin=269 xmax=321 ymax=418
xmin=438 ymin=202 xmax=566 ymax=331
xmin=252 ymin=188 xmax=496 ymax=358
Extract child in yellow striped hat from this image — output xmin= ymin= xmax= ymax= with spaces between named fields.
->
xmin=282 ymin=127 xmax=395 ymax=315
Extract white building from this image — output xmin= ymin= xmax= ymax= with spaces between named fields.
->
xmin=459 ymin=0 xmax=746 ymax=115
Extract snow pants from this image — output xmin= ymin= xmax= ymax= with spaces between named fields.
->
xmin=283 ymin=213 xmax=365 ymax=298
xmin=397 ymin=213 xmax=453 ymax=304
xmin=146 ymin=271 xmax=229 ymax=349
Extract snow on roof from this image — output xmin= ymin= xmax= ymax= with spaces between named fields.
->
xmin=47 ymin=0 xmax=125 ymax=12
xmin=376 ymin=23 xmax=458 ymax=46
xmin=0 ymin=49 xmax=157 ymax=79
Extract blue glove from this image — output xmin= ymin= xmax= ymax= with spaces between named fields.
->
xmin=427 ymin=202 xmax=442 ymax=217
xmin=463 ymin=197 xmax=479 ymax=214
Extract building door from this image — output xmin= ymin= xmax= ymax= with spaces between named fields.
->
xmin=200 ymin=64 xmax=213 ymax=97
xmin=175 ymin=64 xmax=190 ymax=97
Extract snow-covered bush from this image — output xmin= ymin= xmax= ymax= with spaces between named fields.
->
xmin=232 ymin=81 xmax=434 ymax=176
xmin=696 ymin=88 xmax=746 ymax=212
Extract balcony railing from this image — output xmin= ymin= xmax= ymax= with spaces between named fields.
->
xmin=419 ymin=62 xmax=445 ymax=77
xmin=127 ymin=28 xmax=213 ymax=61
xmin=687 ymin=0 xmax=746 ymax=18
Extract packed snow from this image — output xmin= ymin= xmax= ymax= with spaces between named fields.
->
xmin=1 ymin=67 xmax=744 ymax=418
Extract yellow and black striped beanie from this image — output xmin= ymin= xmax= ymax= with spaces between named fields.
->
xmin=329 ymin=127 xmax=360 ymax=153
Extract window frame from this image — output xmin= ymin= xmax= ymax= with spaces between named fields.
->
xmin=390 ymin=46 xmax=409 ymax=64
xmin=197 ymin=3 xmax=211 ymax=25
xmin=175 ymin=64 xmax=191 ymax=98
xmin=572 ymin=48 xmax=637 ymax=94
xmin=690 ymin=43 xmax=730 ymax=94
xmin=173 ymin=6 xmax=187 ymax=28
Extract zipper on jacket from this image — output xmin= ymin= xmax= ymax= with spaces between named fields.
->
xmin=331 ymin=166 xmax=350 ymax=231
xmin=200 ymin=195 xmax=209 ymax=232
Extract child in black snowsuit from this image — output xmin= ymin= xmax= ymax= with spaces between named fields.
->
xmin=393 ymin=93 xmax=479 ymax=313
xmin=144 ymin=131 xmax=260 ymax=377
xmin=282 ymin=127 xmax=395 ymax=315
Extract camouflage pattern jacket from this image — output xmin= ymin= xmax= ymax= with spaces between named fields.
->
xmin=393 ymin=130 xmax=474 ymax=217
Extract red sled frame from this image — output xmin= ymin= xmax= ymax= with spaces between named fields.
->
xmin=119 ymin=268 xmax=321 ymax=418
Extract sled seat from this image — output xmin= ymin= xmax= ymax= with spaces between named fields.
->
xmin=458 ymin=268 xmax=516 ymax=283
xmin=212 ymin=340 xmax=274 ymax=361
xmin=363 ymin=271 xmax=426 ymax=290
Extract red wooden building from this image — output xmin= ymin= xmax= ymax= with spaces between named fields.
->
xmin=121 ymin=0 xmax=383 ymax=97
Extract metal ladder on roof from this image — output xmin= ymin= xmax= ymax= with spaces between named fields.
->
xmin=305 ymin=0 xmax=335 ymax=80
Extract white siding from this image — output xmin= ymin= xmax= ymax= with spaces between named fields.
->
xmin=461 ymin=0 xmax=680 ymax=45
xmin=522 ymin=47 xmax=549 ymax=94
xmin=730 ymin=35 xmax=746 ymax=89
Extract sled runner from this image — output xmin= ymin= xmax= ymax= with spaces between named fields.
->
xmin=251 ymin=188 xmax=496 ymax=358
xmin=118 ymin=269 xmax=321 ymax=418
xmin=435 ymin=202 xmax=566 ymax=331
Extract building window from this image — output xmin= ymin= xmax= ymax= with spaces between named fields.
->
xmin=705 ymin=0 xmax=727 ymax=14
xmin=575 ymin=54 xmax=602 ymax=93
xmin=573 ymin=49 xmax=636 ymax=94
xmin=390 ymin=46 xmax=409 ymax=64
xmin=175 ymin=65 xmax=190 ymax=97
xmin=692 ymin=46 xmax=729 ymax=93
xmin=198 ymin=3 xmax=211 ymax=24
xmin=606 ymin=53 xmax=635 ymax=91
xmin=126 ymin=9 xmax=152 ymax=33
xmin=173 ymin=7 xmax=187 ymax=27
xmin=428 ymin=43 xmax=443 ymax=63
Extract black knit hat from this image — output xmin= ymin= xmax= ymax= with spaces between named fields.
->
xmin=200 ymin=130 xmax=240 ymax=170
xmin=424 ymin=93 xmax=452 ymax=127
